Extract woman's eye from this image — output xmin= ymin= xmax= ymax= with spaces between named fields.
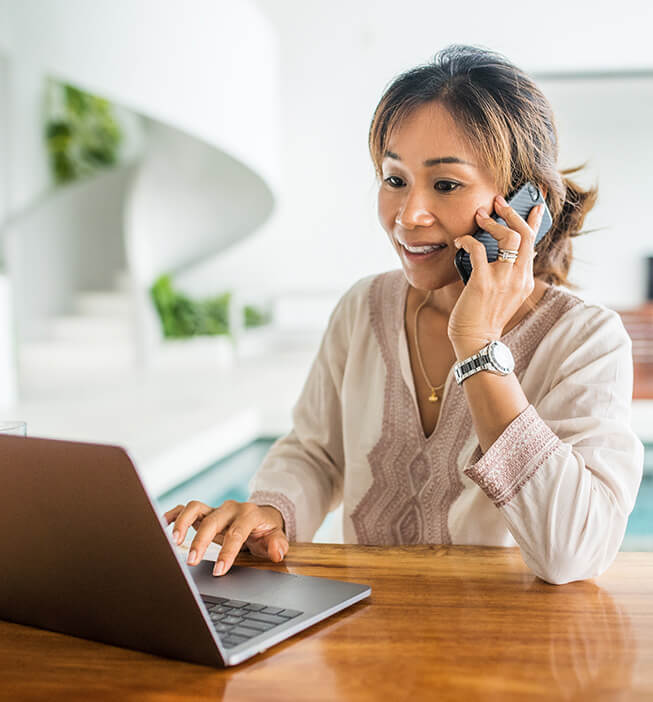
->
xmin=383 ymin=176 xmax=404 ymax=188
xmin=383 ymin=176 xmax=460 ymax=192
xmin=434 ymin=180 xmax=459 ymax=193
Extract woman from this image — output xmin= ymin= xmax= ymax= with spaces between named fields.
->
xmin=165 ymin=45 xmax=644 ymax=585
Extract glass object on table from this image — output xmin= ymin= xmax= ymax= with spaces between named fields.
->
xmin=0 ymin=421 xmax=26 ymax=436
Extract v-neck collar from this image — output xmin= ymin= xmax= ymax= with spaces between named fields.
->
xmin=397 ymin=274 xmax=553 ymax=444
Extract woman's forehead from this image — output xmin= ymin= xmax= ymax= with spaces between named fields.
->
xmin=384 ymin=102 xmax=479 ymax=166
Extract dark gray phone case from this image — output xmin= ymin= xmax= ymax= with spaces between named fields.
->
xmin=453 ymin=182 xmax=552 ymax=285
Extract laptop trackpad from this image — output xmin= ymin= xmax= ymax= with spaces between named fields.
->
xmin=189 ymin=559 xmax=366 ymax=613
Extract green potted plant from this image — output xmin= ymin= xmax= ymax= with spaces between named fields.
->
xmin=149 ymin=274 xmax=236 ymax=368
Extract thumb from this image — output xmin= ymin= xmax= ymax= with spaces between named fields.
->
xmin=247 ymin=531 xmax=288 ymax=562
xmin=267 ymin=535 xmax=289 ymax=563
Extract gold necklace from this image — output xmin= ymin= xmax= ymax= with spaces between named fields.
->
xmin=414 ymin=289 xmax=446 ymax=403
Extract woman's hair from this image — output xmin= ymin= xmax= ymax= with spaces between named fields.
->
xmin=369 ymin=44 xmax=598 ymax=290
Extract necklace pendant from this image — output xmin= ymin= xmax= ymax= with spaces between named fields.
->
xmin=428 ymin=389 xmax=438 ymax=403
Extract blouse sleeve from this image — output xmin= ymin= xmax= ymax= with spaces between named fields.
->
xmin=247 ymin=284 xmax=355 ymax=542
xmin=463 ymin=305 xmax=645 ymax=585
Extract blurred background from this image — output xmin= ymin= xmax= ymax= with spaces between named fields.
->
xmin=0 ymin=0 xmax=651 ymax=547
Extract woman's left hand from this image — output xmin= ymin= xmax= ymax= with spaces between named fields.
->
xmin=447 ymin=194 xmax=544 ymax=349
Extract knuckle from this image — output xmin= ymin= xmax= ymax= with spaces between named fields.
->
xmin=227 ymin=526 xmax=244 ymax=541
xmin=195 ymin=509 xmax=226 ymax=535
xmin=195 ymin=519 xmax=219 ymax=539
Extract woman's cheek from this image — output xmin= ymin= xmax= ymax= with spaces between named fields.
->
xmin=377 ymin=194 xmax=394 ymax=232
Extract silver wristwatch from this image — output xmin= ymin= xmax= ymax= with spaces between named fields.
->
xmin=453 ymin=340 xmax=515 ymax=386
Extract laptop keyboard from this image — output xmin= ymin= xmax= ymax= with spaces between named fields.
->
xmin=201 ymin=595 xmax=304 ymax=649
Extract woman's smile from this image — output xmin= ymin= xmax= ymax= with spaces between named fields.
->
xmin=399 ymin=240 xmax=449 ymax=264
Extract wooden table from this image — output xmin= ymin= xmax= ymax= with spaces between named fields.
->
xmin=1 ymin=544 xmax=652 ymax=701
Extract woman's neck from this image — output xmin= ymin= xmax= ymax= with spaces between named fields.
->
xmin=407 ymin=278 xmax=550 ymax=336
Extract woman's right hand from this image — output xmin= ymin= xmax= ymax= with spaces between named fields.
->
xmin=163 ymin=500 xmax=288 ymax=577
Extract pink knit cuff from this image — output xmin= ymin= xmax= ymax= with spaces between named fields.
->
xmin=249 ymin=490 xmax=297 ymax=542
xmin=463 ymin=404 xmax=561 ymax=507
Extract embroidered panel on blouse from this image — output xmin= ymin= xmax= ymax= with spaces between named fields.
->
xmin=350 ymin=269 xmax=583 ymax=546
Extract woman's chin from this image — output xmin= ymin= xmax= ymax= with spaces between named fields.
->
xmin=401 ymin=266 xmax=461 ymax=291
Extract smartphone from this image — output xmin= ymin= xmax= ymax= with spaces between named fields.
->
xmin=453 ymin=182 xmax=552 ymax=285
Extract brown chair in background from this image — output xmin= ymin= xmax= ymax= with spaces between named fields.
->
xmin=616 ymin=304 xmax=653 ymax=399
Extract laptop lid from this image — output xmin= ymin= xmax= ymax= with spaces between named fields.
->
xmin=0 ymin=435 xmax=226 ymax=667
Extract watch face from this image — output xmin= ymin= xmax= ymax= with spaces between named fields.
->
xmin=489 ymin=342 xmax=514 ymax=373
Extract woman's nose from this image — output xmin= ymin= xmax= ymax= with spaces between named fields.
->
xmin=394 ymin=192 xmax=436 ymax=229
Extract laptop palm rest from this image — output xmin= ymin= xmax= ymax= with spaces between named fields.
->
xmin=190 ymin=559 xmax=371 ymax=615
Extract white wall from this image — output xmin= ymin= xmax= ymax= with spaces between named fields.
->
xmin=0 ymin=53 xmax=8 ymax=240
xmin=0 ymin=0 xmax=7 ymax=230
xmin=540 ymin=77 xmax=653 ymax=307
xmin=4 ymin=62 xmax=50 ymax=221
xmin=0 ymin=0 xmax=7 ymax=53
xmin=190 ymin=0 xmax=653 ymax=310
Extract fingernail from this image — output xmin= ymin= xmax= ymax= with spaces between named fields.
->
xmin=496 ymin=195 xmax=507 ymax=207
xmin=476 ymin=208 xmax=488 ymax=217
xmin=187 ymin=549 xmax=196 ymax=565
xmin=172 ymin=530 xmax=180 ymax=544
xmin=453 ymin=238 xmax=461 ymax=248
xmin=213 ymin=561 xmax=225 ymax=576
xmin=278 ymin=548 xmax=284 ymax=561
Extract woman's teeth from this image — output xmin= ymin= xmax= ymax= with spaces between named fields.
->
xmin=402 ymin=242 xmax=446 ymax=254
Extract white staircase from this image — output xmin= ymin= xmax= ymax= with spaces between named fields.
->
xmin=18 ymin=273 xmax=134 ymax=378
xmin=2 ymin=0 xmax=280 ymax=388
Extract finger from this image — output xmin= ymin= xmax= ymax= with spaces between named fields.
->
xmin=247 ymin=532 xmax=289 ymax=562
xmin=163 ymin=504 xmax=184 ymax=525
xmin=474 ymin=207 xmax=521 ymax=253
xmin=171 ymin=500 xmax=214 ymax=545
xmin=454 ymin=234 xmax=490 ymax=280
xmin=508 ymin=203 xmax=543 ymax=276
xmin=186 ymin=502 xmax=240 ymax=565
xmin=493 ymin=194 xmax=534 ymax=239
xmin=213 ymin=511 xmax=271 ymax=576
xmin=270 ymin=536 xmax=289 ymax=562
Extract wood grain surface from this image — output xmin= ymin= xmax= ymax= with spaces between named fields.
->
xmin=1 ymin=544 xmax=652 ymax=701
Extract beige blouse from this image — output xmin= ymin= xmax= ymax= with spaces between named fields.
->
xmin=248 ymin=269 xmax=644 ymax=584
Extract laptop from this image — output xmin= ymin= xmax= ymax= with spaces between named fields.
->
xmin=0 ymin=435 xmax=371 ymax=667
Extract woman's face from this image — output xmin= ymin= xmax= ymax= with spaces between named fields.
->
xmin=378 ymin=100 xmax=500 ymax=293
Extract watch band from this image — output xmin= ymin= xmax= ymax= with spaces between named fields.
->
xmin=454 ymin=347 xmax=492 ymax=386
xmin=453 ymin=340 xmax=514 ymax=386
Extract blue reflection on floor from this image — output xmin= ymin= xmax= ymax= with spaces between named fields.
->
xmin=622 ymin=475 xmax=653 ymax=551
xmin=156 ymin=438 xmax=653 ymax=551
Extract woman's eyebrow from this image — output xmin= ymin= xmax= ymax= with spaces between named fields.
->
xmin=383 ymin=150 xmax=475 ymax=167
